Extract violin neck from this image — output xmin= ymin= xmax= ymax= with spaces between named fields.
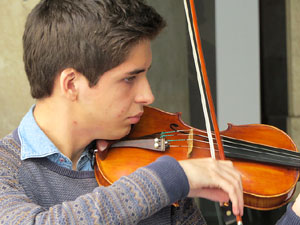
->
xmin=223 ymin=136 xmax=300 ymax=168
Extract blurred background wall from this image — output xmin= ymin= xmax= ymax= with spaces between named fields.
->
xmin=0 ymin=0 xmax=37 ymax=137
xmin=1 ymin=0 xmax=300 ymax=224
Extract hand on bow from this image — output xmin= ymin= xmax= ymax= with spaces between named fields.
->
xmin=179 ymin=158 xmax=244 ymax=217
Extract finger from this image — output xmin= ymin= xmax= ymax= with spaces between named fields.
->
xmin=207 ymin=161 xmax=244 ymax=216
xmin=216 ymin=160 xmax=242 ymax=187
xmin=216 ymin=173 xmax=244 ymax=216
xmin=217 ymin=161 xmax=244 ymax=215
xmin=198 ymin=188 xmax=229 ymax=203
xmin=179 ymin=158 xmax=244 ymax=215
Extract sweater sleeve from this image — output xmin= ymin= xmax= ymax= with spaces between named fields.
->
xmin=0 ymin=136 xmax=189 ymax=225
xmin=276 ymin=202 xmax=300 ymax=225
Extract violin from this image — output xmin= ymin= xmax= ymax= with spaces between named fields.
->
xmin=94 ymin=105 xmax=299 ymax=211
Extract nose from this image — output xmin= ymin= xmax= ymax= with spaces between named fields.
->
xmin=135 ymin=76 xmax=155 ymax=105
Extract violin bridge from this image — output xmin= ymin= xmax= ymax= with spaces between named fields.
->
xmin=187 ymin=129 xmax=194 ymax=158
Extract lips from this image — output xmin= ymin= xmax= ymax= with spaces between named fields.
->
xmin=128 ymin=112 xmax=143 ymax=124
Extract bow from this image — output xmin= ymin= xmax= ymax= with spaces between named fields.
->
xmin=183 ymin=0 xmax=243 ymax=224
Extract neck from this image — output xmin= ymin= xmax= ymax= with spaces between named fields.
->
xmin=34 ymin=99 xmax=93 ymax=168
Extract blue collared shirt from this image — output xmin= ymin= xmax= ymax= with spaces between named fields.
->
xmin=18 ymin=105 xmax=94 ymax=171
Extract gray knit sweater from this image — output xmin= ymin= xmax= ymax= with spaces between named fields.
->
xmin=0 ymin=129 xmax=206 ymax=224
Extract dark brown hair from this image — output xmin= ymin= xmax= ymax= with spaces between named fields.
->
xmin=23 ymin=0 xmax=166 ymax=99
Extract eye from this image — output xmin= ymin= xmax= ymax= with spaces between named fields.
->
xmin=124 ymin=76 xmax=136 ymax=83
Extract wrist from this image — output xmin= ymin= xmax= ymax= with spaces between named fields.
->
xmin=145 ymin=156 xmax=189 ymax=203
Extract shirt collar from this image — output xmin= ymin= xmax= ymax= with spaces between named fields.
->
xmin=19 ymin=105 xmax=61 ymax=160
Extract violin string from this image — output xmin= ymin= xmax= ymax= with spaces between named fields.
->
xmin=168 ymin=139 xmax=300 ymax=166
xmin=169 ymin=140 xmax=299 ymax=159
xmin=170 ymin=132 xmax=299 ymax=158
xmin=168 ymin=143 xmax=300 ymax=166
xmin=161 ymin=129 xmax=290 ymax=152
xmin=162 ymin=130 xmax=300 ymax=161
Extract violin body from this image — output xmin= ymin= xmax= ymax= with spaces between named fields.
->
xmin=95 ymin=106 xmax=299 ymax=211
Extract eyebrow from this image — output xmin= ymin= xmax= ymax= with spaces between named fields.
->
xmin=126 ymin=65 xmax=152 ymax=75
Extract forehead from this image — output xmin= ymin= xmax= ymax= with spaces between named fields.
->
xmin=114 ymin=40 xmax=152 ymax=71
xmin=97 ymin=40 xmax=152 ymax=80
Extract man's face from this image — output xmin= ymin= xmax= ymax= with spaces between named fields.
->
xmin=75 ymin=39 xmax=154 ymax=140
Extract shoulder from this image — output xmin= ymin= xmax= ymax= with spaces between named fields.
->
xmin=0 ymin=129 xmax=22 ymax=169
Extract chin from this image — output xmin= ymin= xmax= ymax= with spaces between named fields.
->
xmin=121 ymin=129 xmax=131 ymax=138
xmin=121 ymin=126 xmax=132 ymax=138
xmin=110 ymin=127 xmax=131 ymax=140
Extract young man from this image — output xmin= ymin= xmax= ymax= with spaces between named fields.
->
xmin=0 ymin=0 xmax=296 ymax=224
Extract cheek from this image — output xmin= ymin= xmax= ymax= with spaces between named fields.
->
xmin=117 ymin=108 xmax=126 ymax=118
xmin=102 ymin=103 xmax=126 ymax=121
xmin=111 ymin=97 xmax=132 ymax=118
xmin=99 ymin=87 xmax=134 ymax=120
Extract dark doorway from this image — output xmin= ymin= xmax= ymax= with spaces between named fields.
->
xmin=188 ymin=0 xmax=288 ymax=224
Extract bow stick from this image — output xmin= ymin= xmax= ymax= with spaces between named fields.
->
xmin=183 ymin=0 xmax=243 ymax=224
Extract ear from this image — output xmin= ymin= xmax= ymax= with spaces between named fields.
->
xmin=59 ymin=68 xmax=80 ymax=101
